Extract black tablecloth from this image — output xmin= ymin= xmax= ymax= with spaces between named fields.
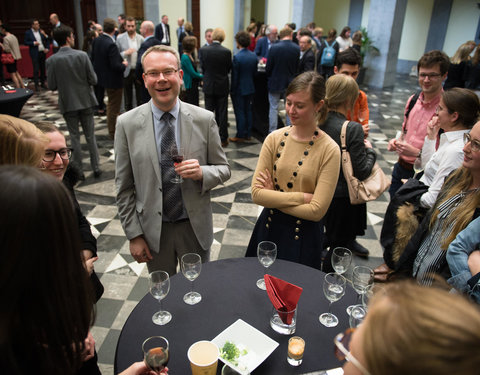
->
xmin=0 ymin=88 xmax=33 ymax=117
xmin=114 ymin=258 xmax=356 ymax=374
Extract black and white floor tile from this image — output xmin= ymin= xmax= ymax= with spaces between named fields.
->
xmin=17 ymin=74 xmax=419 ymax=374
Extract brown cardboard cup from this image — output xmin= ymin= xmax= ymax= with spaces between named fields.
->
xmin=187 ymin=340 xmax=219 ymax=375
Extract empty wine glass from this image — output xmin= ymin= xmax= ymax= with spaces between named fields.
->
xmin=142 ymin=336 xmax=169 ymax=374
xmin=319 ymin=273 xmax=346 ymax=327
xmin=256 ymin=241 xmax=277 ymax=290
xmin=171 ymin=146 xmax=185 ymax=183
xmin=347 ymin=266 xmax=374 ymax=315
xmin=149 ymin=271 xmax=172 ymax=325
xmin=331 ymin=247 xmax=352 ymax=275
xmin=349 ymin=305 xmax=366 ymax=328
xmin=181 ymin=253 xmax=202 ymax=305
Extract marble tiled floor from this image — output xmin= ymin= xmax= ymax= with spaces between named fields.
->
xmin=17 ymin=74 xmax=419 ymax=374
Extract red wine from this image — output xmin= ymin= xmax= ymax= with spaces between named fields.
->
xmin=172 ymin=155 xmax=184 ymax=163
xmin=145 ymin=347 xmax=169 ymax=371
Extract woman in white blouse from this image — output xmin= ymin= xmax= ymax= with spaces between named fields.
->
xmin=417 ymin=88 xmax=480 ymax=208
xmin=336 ymin=26 xmax=353 ymax=52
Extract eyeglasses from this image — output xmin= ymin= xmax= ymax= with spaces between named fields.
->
xmin=144 ymin=69 xmax=178 ymax=79
xmin=334 ymin=328 xmax=371 ymax=375
xmin=419 ymin=72 xmax=442 ymax=79
xmin=464 ymin=133 xmax=480 ymax=152
xmin=43 ymin=148 xmax=73 ymax=162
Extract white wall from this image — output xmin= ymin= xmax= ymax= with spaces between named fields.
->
xmin=200 ymin=0 xmax=235 ymax=50
xmin=313 ymin=0 xmax=350 ymax=33
xmin=397 ymin=0 xmax=433 ymax=62
xmin=266 ymin=0 xmax=292 ymax=29
xmin=158 ymin=0 xmax=187 ymax=51
xmin=443 ymin=0 xmax=479 ymax=56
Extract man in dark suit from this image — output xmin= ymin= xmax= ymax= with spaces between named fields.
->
xmin=91 ymin=18 xmax=127 ymax=139
xmin=265 ymin=26 xmax=300 ymax=133
xmin=115 ymin=45 xmax=230 ymax=275
xmin=297 ymin=35 xmax=316 ymax=74
xmin=136 ymin=20 xmax=161 ymax=104
xmin=230 ymin=31 xmax=257 ymax=143
xmin=254 ymin=24 xmax=277 ymax=59
xmin=24 ymin=19 xmax=49 ymax=90
xmin=199 ymin=28 xmax=232 ymax=147
xmin=46 ymin=25 xmax=101 ymax=178
xmin=154 ymin=15 xmax=170 ymax=46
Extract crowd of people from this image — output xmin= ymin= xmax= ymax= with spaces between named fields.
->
xmin=2 ymin=11 xmax=480 ymax=375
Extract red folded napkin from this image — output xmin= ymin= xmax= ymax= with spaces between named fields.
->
xmin=265 ymin=274 xmax=302 ymax=324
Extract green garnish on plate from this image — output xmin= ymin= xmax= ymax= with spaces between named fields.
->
xmin=220 ymin=341 xmax=248 ymax=366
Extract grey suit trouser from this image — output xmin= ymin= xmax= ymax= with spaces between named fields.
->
xmin=63 ymin=107 xmax=100 ymax=173
xmin=146 ymin=220 xmax=209 ymax=276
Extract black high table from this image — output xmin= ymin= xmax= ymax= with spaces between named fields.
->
xmin=0 ymin=88 xmax=33 ymax=117
xmin=114 ymin=258 xmax=356 ymax=374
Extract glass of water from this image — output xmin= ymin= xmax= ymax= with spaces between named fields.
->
xmin=319 ymin=273 xmax=346 ymax=327
xmin=331 ymin=247 xmax=352 ymax=275
xmin=181 ymin=253 xmax=202 ymax=305
xmin=149 ymin=271 xmax=171 ymax=325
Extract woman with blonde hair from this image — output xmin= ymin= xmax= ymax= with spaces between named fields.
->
xmin=0 ymin=114 xmax=48 ymax=166
xmin=322 ymin=74 xmax=376 ymax=263
xmin=246 ymin=71 xmax=340 ymax=269
xmin=338 ymin=280 xmax=480 ymax=375
xmin=394 ymin=120 xmax=480 ymax=285
xmin=444 ymin=43 xmax=471 ymax=89
xmin=466 ymin=44 xmax=480 ymax=90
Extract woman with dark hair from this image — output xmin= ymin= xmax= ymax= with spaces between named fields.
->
xmin=0 ymin=24 xmax=24 ymax=88
xmin=246 ymin=71 xmax=340 ymax=269
xmin=82 ymin=30 xmax=98 ymax=59
xmin=317 ymin=28 xmax=339 ymax=79
xmin=336 ymin=26 xmax=352 ymax=52
xmin=0 ymin=165 xmax=94 ymax=374
xmin=444 ymin=43 xmax=471 ymax=90
xmin=181 ymin=35 xmax=203 ymax=106
xmin=246 ymin=22 xmax=257 ymax=52
xmin=322 ymin=74 xmax=377 ymax=263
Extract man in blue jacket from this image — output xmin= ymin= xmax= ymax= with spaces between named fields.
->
xmin=265 ymin=26 xmax=299 ymax=133
xmin=24 ymin=19 xmax=49 ymax=90
xmin=230 ymin=31 xmax=257 ymax=142
xmin=91 ymin=18 xmax=127 ymax=139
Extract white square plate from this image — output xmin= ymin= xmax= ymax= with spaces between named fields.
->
xmin=212 ymin=319 xmax=279 ymax=375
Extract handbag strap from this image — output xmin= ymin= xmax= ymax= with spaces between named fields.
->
xmin=340 ymin=120 xmax=349 ymax=151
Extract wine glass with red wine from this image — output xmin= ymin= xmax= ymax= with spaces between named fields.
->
xmin=170 ymin=146 xmax=184 ymax=184
xmin=142 ymin=336 xmax=169 ymax=374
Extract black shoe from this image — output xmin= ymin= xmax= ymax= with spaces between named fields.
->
xmin=93 ymin=169 xmax=102 ymax=178
xmin=78 ymin=173 xmax=86 ymax=181
xmin=349 ymin=240 xmax=370 ymax=258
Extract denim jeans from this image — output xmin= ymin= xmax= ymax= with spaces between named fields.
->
xmin=268 ymin=91 xmax=290 ymax=133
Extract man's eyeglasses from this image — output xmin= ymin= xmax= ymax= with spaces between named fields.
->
xmin=144 ymin=69 xmax=178 ymax=79
xmin=464 ymin=133 xmax=480 ymax=152
xmin=43 ymin=148 xmax=73 ymax=162
xmin=419 ymin=72 xmax=442 ymax=79
xmin=334 ymin=328 xmax=371 ymax=375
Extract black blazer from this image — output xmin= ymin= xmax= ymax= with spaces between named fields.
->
xmin=297 ymin=48 xmax=315 ymax=74
xmin=199 ymin=42 xmax=232 ymax=95
xmin=154 ymin=23 xmax=171 ymax=45
xmin=91 ymin=34 xmax=125 ymax=89
xmin=265 ymin=40 xmax=299 ymax=92
xmin=24 ymin=29 xmax=49 ymax=59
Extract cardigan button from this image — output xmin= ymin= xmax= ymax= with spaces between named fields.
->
xmin=294 ymin=235 xmax=299 ymax=240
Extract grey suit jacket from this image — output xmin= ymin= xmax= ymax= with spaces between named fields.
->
xmin=115 ymin=100 xmax=231 ymax=253
xmin=46 ymin=46 xmax=98 ymax=114
xmin=116 ymin=32 xmax=144 ymax=77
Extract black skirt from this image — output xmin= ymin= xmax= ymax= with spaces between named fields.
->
xmin=324 ymin=197 xmax=367 ymax=248
xmin=246 ymin=208 xmax=324 ymax=270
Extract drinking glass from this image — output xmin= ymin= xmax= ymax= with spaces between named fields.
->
xmin=347 ymin=266 xmax=374 ymax=315
xmin=331 ymin=247 xmax=352 ymax=275
xmin=142 ymin=336 xmax=169 ymax=374
xmin=181 ymin=253 xmax=202 ymax=305
xmin=256 ymin=241 xmax=277 ymax=290
xmin=319 ymin=273 xmax=346 ymax=327
xmin=149 ymin=271 xmax=172 ymax=325
xmin=171 ymin=146 xmax=185 ymax=183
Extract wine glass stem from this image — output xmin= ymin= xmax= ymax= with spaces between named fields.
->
xmin=191 ymin=280 xmax=195 ymax=294
xmin=328 ymin=301 xmax=333 ymax=315
xmin=159 ymin=298 xmax=163 ymax=312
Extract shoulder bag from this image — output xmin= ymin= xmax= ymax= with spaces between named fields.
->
xmin=340 ymin=120 xmax=391 ymax=204
xmin=1 ymin=52 xmax=14 ymax=65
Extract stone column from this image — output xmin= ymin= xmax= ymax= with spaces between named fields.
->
xmin=364 ymin=0 xmax=407 ymax=88
xmin=291 ymin=0 xmax=315 ymax=29
xmin=424 ymin=0 xmax=453 ymax=52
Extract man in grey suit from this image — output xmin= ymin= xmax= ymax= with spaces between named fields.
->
xmin=115 ymin=45 xmax=231 ymax=275
xmin=47 ymin=24 xmax=101 ymax=178
xmin=116 ymin=16 xmax=144 ymax=111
